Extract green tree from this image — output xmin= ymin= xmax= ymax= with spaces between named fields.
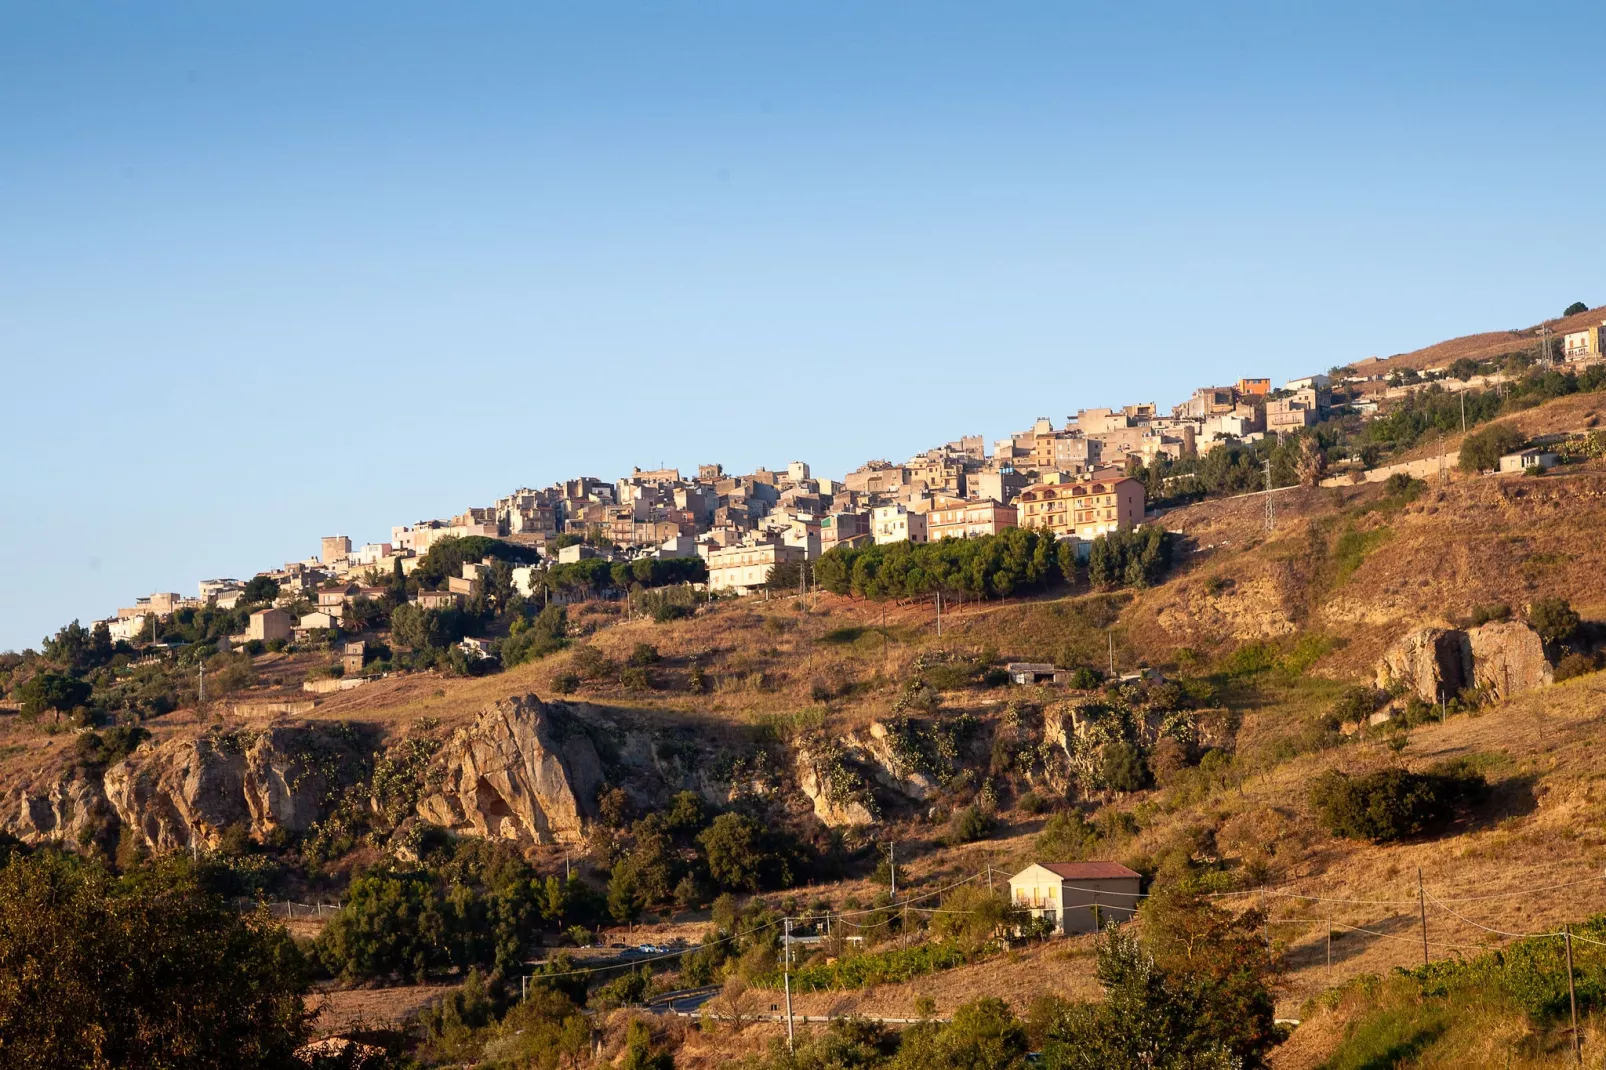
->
xmin=0 ymin=852 xmax=310 ymax=1070
xmin=1037 ymin=892 xmax=1278 ymax=1069
xmin=241 ymin=575 xmax=280 ymax=604
xmin=314 ymin=872 xmax=455 ymax=983
xmin=699 ymin=812 xmax=793 ymax=892
xmin=1458 ymin=422 xmax=1525 ymax=472
xmin=17 ymin=671 xmax=92 ymax=721
xmin=618 ymin=1017 xmax=675 ymax=1070
xmin=1565 ymin=301 xmax=1590 ymax=317
xmin=1528 ymin=597 xmax=1581 ymax=644
xmin=895 ymin=997 xmax=1028 ymax=1070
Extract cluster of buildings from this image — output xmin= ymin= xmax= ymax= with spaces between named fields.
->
xmin=100 ymin=369 xmax=1353 ymax=629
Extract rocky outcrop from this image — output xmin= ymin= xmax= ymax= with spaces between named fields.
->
xmin=793 ymin=745 xmax=876 ymax=827
xmin=1376 ymin=621 xmax=1552 ymax=703
xmin=3 ymin=771 xmax=109 ymax=846
xmin=848 ymin=721 xmax=940 ymax=800
xmin=1375 ymin=627 xmax=1472 ymax=703
xmin=1469 ymin=621 xmax=1553 ymax=700
xmin=414 ymin=695 xmax=604 ymax=845
xmin=105 ymin=727 xmax=337 ymax=852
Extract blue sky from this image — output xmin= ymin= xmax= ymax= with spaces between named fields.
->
xmin=3 ymin=2 xmax=1604 ymax=651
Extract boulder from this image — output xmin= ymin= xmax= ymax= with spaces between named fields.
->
xmin=1469 ymin=620 xmax=1554 ymax=700
xmin=1375 ymin=627 xmax=1471 ymax=703
xmin=415 ymin=695 xmax=603 ymax=845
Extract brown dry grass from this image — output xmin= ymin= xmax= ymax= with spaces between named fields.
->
xmin=1371 ymin=304 xmax=1606 ymax=374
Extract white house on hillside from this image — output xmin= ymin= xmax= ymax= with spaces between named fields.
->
xmin=1008 ymin=861 xmax=1142 ymax=935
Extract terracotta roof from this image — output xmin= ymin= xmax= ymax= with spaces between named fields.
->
xmin=1038 ymin=862 xmax=1142 ymax=881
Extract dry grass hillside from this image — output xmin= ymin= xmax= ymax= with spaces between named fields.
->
xmin=1371 ymin=302 xmax=1606 ymax=374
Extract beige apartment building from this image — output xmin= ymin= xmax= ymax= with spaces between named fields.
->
xmin=706 ymin=542 xmax=807 ymax=593
xmin=926 ymin=498 xmax=1017 ymax=540
xmin=1017 ymin=476 xmax=1145 ymax=541
xmin=1564 ymin=322 xmax=1606 ymax=362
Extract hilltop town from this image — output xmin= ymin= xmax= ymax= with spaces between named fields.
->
xmin=91 ymin=305 xmax=1606 ymax=673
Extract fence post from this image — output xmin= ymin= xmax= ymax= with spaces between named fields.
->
xmin=1565 ymin=927 xmax=1581 ymax=1066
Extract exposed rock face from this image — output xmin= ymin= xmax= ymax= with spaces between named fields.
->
xmin=1376 ymin=622 xmax=1552 ymax=703
xmin=852 ymin=721 xmax=940 ymax=800
xmin=3 ymin=771 xmax=109 ymax=847
xmin=1469 ymin=621 xmax=1553 ymax=700
xmin=414 ymin=695 xmax=604 ymax=845
xmin=104 ymin=727 xmax=334 ymax=852
xmin=1375 ymin=627 xmax=1471 ymax=703
xmin=792 ymin=746 xmax=876 ymax=828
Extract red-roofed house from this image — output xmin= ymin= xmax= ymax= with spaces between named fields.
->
xmin=1009 ymin=861 xmax=1142 ymax=934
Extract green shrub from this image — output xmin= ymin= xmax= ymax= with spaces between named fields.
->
xmin=1068 ymin=666 xmax=1104 ymax=689
xmin=1036 ymin=810 xmax=1099 ymax=860
xmin=1528 ymin=597 xmax=1581 ymax=644
xmin=1329 ymin=686 xmax=1378 ymax=726
xmin=763 ymin=942 xmax=970 ymax=992
xmin=1309 ymin=762 xmax=1487 ymax=843
xmin=1555 ymin=652 xmax=1601 ymax=682
xmin=552 ymin=671 xmax=580 ymax=695
xmin=1468 ymin=602 xmax=1511 ymax=627
xmin=1459 ymin=423 xmax=1525 ymax=472
xmin=946 ymin=805 xmax=993 ymax=845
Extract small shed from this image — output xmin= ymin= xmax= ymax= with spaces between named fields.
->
xmin=1006 ymin=662 xmax=1071 ymax=685
xmin=1008 ymin=861 xmax=1143 ymax=935
xmin=1498 ymin=448 xmax=1558 ymax=474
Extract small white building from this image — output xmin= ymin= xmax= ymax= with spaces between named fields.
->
xmin=1498 ymin=448 xmax=1558 ymax=474
xmin=1008 ymin=861 xmax=1142 ymax=935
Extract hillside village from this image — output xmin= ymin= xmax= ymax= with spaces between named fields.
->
xmin=8 ymin=305 xmax=1606 ymax=1069
xmin=92 ymin=306 xmax=1606 ymax=672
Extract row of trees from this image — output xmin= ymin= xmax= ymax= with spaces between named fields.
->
xmin=812 ymin=527 xmax=1171 ymax=601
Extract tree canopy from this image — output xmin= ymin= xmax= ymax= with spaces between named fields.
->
xmin=0 ymin=851 xmax=310 ymax=1070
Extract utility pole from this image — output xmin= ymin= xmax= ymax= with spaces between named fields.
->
xmin=881 ymin=603 xmax=888 ymax=671
xmin=565 ymin=850 xmax=571 ymax=882
xmin=1417 ymin=869 xmax=1430 ymax=968
xmin=986 ymin=862 xmax=994 ymax=893
xmin=888 ymin=841 xmax=896 ymax=899
xmin=1566 ymin=925 xmax=1581 ymax=1065
xmin=198 ymin=662 xmax=206 ymax=705
xmin=1327 ymin=910 xmax=1333 ymax=972
xmin=1263 ymin=460 xmax=1276 ymax=532
xmin=935 ymin=591 xmax=942 ymax=637
xmin=783 ymin=917 xmax=795 ymax=1053
xmin=1460 ymin=389 xmax=1467 ymax=434
xmin=1107 ymin=631 xmax=1115 ymax=677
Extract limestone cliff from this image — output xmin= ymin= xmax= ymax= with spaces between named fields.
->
xmin=105 ymin=727 xmax=341 ymax=852
xmin=414 ymin=695 xmax=605 ymax=845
